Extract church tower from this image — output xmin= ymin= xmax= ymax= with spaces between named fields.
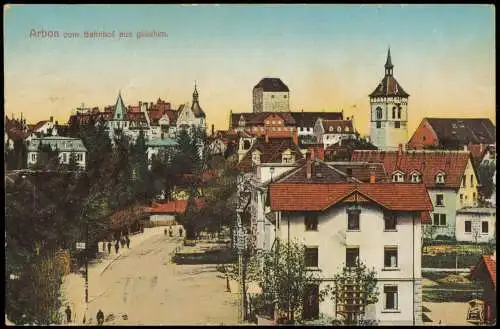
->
xmin=369 ymin=48 xmax=409 ymax=150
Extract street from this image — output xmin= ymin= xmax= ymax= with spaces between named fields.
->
xmin=61 ymin=227 xmax=238 ymax=325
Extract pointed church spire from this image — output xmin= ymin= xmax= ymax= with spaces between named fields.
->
xmin=114 ymin=90 xmax=126 ymax=120
xmin=192 ymin=81 xmax=199 ymax=103
xmin=385 ymin=47 xmax=394 ymax=76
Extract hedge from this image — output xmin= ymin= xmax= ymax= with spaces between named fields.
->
xmin=422 ymin=254 xmax=481 ymax=268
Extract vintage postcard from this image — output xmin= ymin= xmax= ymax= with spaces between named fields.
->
xmin=4 ymin=4 xmax=496 ymax=326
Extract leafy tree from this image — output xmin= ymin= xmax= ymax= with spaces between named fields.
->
xmin=477 ymin=162 xmax=495 ymax=199
xmin=254 ymin=239 xmax=321 ymax=323
xmin=321 ymin=261 xmax=379 ymax=325
xmin=131 ymin=130 xmax=154 ymax=202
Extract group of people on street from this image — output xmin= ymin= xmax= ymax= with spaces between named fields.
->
xmin=65 ymin=306 xmax=105 ymax=325
xmin=164 ymin=226 xmax=183 ymax=237
xmin=102 ymin=234 xmax=131 ymax=255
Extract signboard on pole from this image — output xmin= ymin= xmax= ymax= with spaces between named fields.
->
xmin=76 ymin=242 xmax=86 ymax=250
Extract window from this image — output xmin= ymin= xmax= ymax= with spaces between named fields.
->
xmin=436 ymin=173 xmax=445 ymax=184
xmin=397 ymin=107 xmax=401 ymax=119
xmin=411 ymin=173 xmax=421 ymax=183
xmin=433 ymin=213 xmax=447 ymax=226
xmin=76 ymin=153 xmax=83 ymax=161
xmin=482 ymin=222 xmax=489 ymax=233
xmin=423 ymin=136 xmax=426 ymax=142
xmin=272 ymin=120 xmax=275 ymax=125
xmin=462 ymin=175 xmax=466 ymax=188
xmin=435 ymin=194 xmax=444 ymax=207
xmin=384 ymin=286 xmax=398 ymax=310
xmin=305 ymin=214 xmax=318 ymax=231
xmin=473 ymin=192 xmax=476 ymax=201
xmin=384 ymin=214 xmax=397 ymax=231
xmin=252 ymin=151 xmax=261 ymax=165
xmin=376 ymin=107 xmax=383 ymax=120
xmin=305 ymin=247 xmax=319 ymax=267
xmin=460 ymin=194 xmax=464 ymax=203
xmin=62 ymin=153 xmax=67 ymax=162
xmin=465 ymin=221 xmax=472 ymax=233
xmin=470 ymin=175 xmax=474 ymax=187
xmin=376 ymin=121 xmax=381 ymax=129
xmin=346 ymin=168 xmax=353 ymax=176
xmin=282 ymin=153 xmax=295 ymax=164
xmin=346 ymin=248 xmax=359 ymax=267
xmin=271 ymin=95 xmax=275 ymax=98
xmin=482 ymin=159 xmax=489 ymax=165
xmin=392 ymin=107 xmax=396 ymax=119
xmin=284 ymin=95 xmax=287 ymax=99
xmin=337 ymin=126 xmax=342 ymax=133
xmin=384 ymin=247 xmax=398 ymax=268
xmin=347 ymin=211 xmax=360 ymax=231
xmin=392 ymin=172 xmax=404 ymax=183
xmin=117 ymin=113 xmax=121 ymax=119
xmin=394 ymin=121 xmax=400 ymax=129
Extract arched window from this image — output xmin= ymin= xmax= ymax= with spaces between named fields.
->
xmin=376 ymin=107 xmax=383 ymax=120
xmin=337 ymin=126 xmax=342 ymax=133
xmin=397 ymin=107 xmax=401 ymax=119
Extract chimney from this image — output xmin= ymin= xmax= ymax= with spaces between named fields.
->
xmin=369 ymin=168 xmax=376 ymax=184
xmin=211 ymin=124 xmax=215 ymax=136
xmin=306 ymin=151 xmax=312 ymax=179
xmin=50 ymin=116 xmax=54 ymax=122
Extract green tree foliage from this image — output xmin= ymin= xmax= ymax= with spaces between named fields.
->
xmin=131 ymin=130 xmax=154 ymax=202
xmin=254 ymin=240 xmax=322 ymax=323
xmin=477 ymin=162 xmax=496 ymax=199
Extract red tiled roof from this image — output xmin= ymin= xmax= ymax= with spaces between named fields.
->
xmin=481 ymin=255 xmax=496 ymax=289
xmin=148 ymin=199 xmax=204 ymax=214
xmin=351 ymin=150 xmax=471 ymax=189
xmin=269 ymin=183 xmax=433 ymax=213
xmin=6 ymin=128 xmax=29 ymax=141
xmin=290 ymin=112 xmax=344 ymax=127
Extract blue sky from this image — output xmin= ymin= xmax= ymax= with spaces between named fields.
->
xmin=4 ymin=4 xmax=495 ymax=134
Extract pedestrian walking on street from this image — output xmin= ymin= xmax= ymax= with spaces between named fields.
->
xmin=96 ymin=309 xmax=104 ymax=326
xmin=179 ymin=227 xmax=183 ymax=237
xmin=169 ymin=227 xmax=173 ymax=237
xmin=120 ymin=237 xmax=125 ymax=248
xmin=164 ymin=228 xmax=167 ymax=236
xmin=126 ymin=236 xmax=130 ymax=249
xmin=102 ymin=241 xmax=106 ymax=253
xmin=107 ymin=241 xmax=112 ymax=254
xmin=65 ymin=305 xmax=72 ymax=323
xmin=115 ymin=241 xmax=119 ymax=254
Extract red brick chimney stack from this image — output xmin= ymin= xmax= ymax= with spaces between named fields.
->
xmin=369 ymin=166 xmax=376 ymax=184
xmin=306 ymin=151 xmax=312 ymax=179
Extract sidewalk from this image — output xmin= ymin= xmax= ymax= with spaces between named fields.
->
xmin=59 ymin=226 xmax=172 ymax=324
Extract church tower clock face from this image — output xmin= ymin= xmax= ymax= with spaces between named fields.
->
xmin=369 ymin=48 xmax=409 ymax=150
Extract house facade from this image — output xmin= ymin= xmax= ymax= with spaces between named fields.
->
xmin=176 ymin=84 xmax=207 ymax=132
xmin=369 ymin=49 xmax=410 ymax=151
xmin=455 ymin=207 xmax=496 ymax=243
xmin=253 ymin=77 xmax=290 ymax=113
xmin=352 ymin=149 xmax=480 ymax=239
xmin=313 ymin=118 xmax=356 ymax=148
xmin=26 ymin=135 xmax=87 ymax=169
xmin=407 ymin=118 xmax=496 ymax=159
xmin=269 ymin=179 xmax=433 ymax=325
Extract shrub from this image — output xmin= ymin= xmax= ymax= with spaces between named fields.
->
xmin=422 ymin=254 xmax=481 ymax=268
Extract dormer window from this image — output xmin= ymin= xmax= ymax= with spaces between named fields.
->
xmin=410 ymin=171 xmax=421 ymax=183
xmin=345 ymin=126 xmax=350 ymax=133
xmin=436 ymin=172 xmax=446 ymax=184
xmin=392 ymin=171 xmax=405 ymax=183
xmin=252 ymin=151 xmax=261 ymax=165
xmin=329 ymin=126 xmax=334 ymax=132
xmin=337 ymin=126 xmax=342 ymax=133
xmin=282 ymin=149 xmax=295 ymax=164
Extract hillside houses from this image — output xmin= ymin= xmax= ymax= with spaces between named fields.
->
xmin=351 ymin=148 xmax=480 ymax=239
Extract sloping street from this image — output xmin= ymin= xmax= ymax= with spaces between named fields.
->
xmin=61 ymin=227 xmax=238 ymax=325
